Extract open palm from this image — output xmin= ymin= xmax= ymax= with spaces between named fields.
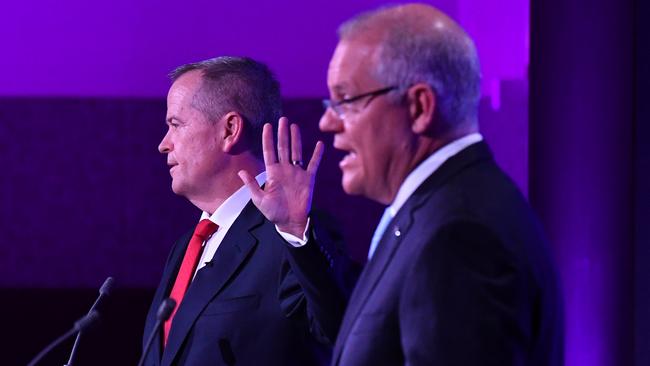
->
xmin=238 ymin=117 xmax=324 ymax=237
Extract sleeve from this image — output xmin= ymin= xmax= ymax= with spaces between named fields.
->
xmin=277 ymin=210 xmax=359 ymax=345
xmin=275 ymin=217 xmax=310 ymax=247
xmin=399 ymin=220 xmax=529 ymax=366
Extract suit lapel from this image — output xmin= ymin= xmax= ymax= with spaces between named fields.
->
xmin=161 ymin=201 xmax=264 ymax=366
xmin=332 ymin=197 xmax=416 ymax=363
xmin=333 ymin=141 xmax=494 ymax=364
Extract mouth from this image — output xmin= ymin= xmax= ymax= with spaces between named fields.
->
xmin=339 ymin=151 xmax=357 ymax=169
xmin=337 ymin=148 xmax=358 ymax=169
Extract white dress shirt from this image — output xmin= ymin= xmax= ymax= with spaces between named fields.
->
xmin=368 ymin=133 xmax=484 ymax=259
xmin=194 ymin=172 xmax=307 ymax=276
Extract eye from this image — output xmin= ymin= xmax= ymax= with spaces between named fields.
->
xmin=330 ymin=91 xmax=346 ymax=104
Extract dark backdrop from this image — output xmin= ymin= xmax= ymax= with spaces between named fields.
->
xmin=0 ymin=92 xmax=526 ymax=364
xmin=635 ymin=0 xmax=650 ymax=363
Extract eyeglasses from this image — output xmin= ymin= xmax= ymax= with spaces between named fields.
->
xmin=322 ymin=86 xmax=397 ymax=119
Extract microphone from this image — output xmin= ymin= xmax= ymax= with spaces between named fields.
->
xmin=137 ymin=298 xmax=176 ymax=366
xmin=27 ymin=311 xmax=99 ymax=366
xmin=65 ymin=276 xmax=115 ymax=366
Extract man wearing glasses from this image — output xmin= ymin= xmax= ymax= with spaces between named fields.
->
xmin=317 ymin=4 xmax=563 ymax=366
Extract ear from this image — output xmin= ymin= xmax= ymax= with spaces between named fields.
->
xmin=406 ymin=83 xmax=436 ymax=135
xmin=220 ymin=112 xmax=245 ymax=153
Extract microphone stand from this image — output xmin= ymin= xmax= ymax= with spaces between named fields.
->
xmin=137 ymin=298 xmax=177 ymax=366
xmin=27 ymin=311 xmax=99 ymax=366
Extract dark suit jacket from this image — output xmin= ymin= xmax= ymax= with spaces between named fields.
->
xmin=143 ymin=201 xmax=348 ymax=366
xmin=332 ymin=142 xmax=563 ymax=366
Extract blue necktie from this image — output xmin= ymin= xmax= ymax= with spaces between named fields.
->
xmin=368 ymin=207 xmax=392 ymax=260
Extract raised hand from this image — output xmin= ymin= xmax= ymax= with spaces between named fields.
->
xmin=238 ymin=117 xmax=324 ymax=237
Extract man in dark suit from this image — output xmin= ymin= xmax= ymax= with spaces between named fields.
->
xmin=316 ymin=4 xmax=564 ymax=365
xmin=142 ymin=56 xmax=347 ymax=366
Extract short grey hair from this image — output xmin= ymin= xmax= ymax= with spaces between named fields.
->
xmin=170 ymin=56 xmax=282 ymax=157
xmin=338 ymin=6 xmax=481 ymax=130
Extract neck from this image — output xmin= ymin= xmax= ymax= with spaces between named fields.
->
xmin=188 ymin=156 xmax=264 ymax=215
xmin=379 ymin=127 xmax=477 ymax=205
xmin=417 ymin=125 xmax=478 ymax=164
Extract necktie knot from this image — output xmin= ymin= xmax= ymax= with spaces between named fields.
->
xmin=194 ymin=219 xmax=218 ymax=241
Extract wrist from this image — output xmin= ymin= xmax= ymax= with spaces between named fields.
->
xmin=277 ymin=220 xmax=309 ymax=238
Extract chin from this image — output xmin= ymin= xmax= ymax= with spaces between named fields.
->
xmin=341 ymin=174 xmax=364 ymax=197
xmin=170 ymin=180 xmax=185 ymax=196
xmin=342 ymin=174 xmax=389 ymax=203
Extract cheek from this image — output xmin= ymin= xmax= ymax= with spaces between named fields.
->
xmin=359 ymin=135 xmax=397 ymax=182
xmin=356 ymin=134 xmax=380 ymax=168
xmin=176 ymin=134 xmax=204 ymax=161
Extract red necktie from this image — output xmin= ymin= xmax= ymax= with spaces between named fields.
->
xmin=163 ymin=219 xmax=218 ymax=345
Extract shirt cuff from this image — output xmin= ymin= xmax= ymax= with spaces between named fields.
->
xmin=275 ymin=217 xmax=310 ymax=247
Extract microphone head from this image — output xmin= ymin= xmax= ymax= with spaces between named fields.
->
xmin=99 ymin=277 xmax=115 ymax=296
xmin=74 ymin=310 xmax=100 ymax=332
xmin=157 ymin=298 xmax=177 ymax=321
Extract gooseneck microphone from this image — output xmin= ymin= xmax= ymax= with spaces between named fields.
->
xmin=137 ymin=298 xmax=177 ymax=366
xmin=26 ymin=311 xmax=100 ymax=366
xmin=65 ymin=276 xmax=115 ymax=366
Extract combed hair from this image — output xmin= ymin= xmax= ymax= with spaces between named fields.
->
xmin=338 ymin=6 xmax=481 ymax=130
xmin=170 ymin=56 xmax=282 ymax=157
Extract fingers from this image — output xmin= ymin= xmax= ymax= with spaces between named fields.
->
xmin=238 ymin=170 xmax=264 ymax=203
xmin=263 ymin=117 xmax=317 ymax=170
xmin=277 ymin=117 xmax=289 ymax=163
xmin=262 ymin=123 xmax=277 ymax=167
xmin=306 ymin=141 xmax=324 ymax=175
xmin=290 ymin=123 xmax=303 ymax=164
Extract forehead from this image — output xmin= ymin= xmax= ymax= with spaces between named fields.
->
xmin=167 ymin=70 xmax=203 ymax=106
xmin=327 ymin=37 xmax=382 ymax=92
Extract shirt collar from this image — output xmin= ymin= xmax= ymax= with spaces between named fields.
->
xmin=200 ymin=171 xmax=267 ymax=227
xmin=388 ymin=133 xmax=483 ymax=217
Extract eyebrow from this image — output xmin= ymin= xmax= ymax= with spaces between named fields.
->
xmin=166 ymin=116 xmax=183 ymax=125
xmin=331 ymin=83 xmax=351 ymax=96
xmin=332 ymin=83 xmax=348 ymax=92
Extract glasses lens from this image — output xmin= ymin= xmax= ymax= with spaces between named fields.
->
xmin=323 ymin=99 xmax=345 ymax=118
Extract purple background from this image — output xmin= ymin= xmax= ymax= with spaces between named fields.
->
xmin=1 ymin=0 xmax=527 ymax=99
xmin=0 ymin=88 xmax=527 ymax=287
xmin=1 ymin=0 xmax=645 ymax=365
xmin=1 ymin=0 xmax=530 ymax=287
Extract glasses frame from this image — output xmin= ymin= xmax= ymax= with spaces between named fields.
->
xmin=323 ymin=86 xmax=397 ymax=119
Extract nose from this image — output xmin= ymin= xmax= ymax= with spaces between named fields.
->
xmin=158 ymin=129 xmax=172 ymax=154
xmin=319 ymin=108 xmax=344 ymax=133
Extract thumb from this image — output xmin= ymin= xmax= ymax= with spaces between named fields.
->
xmin=238 ymin=170 xmax=264 ymax=204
